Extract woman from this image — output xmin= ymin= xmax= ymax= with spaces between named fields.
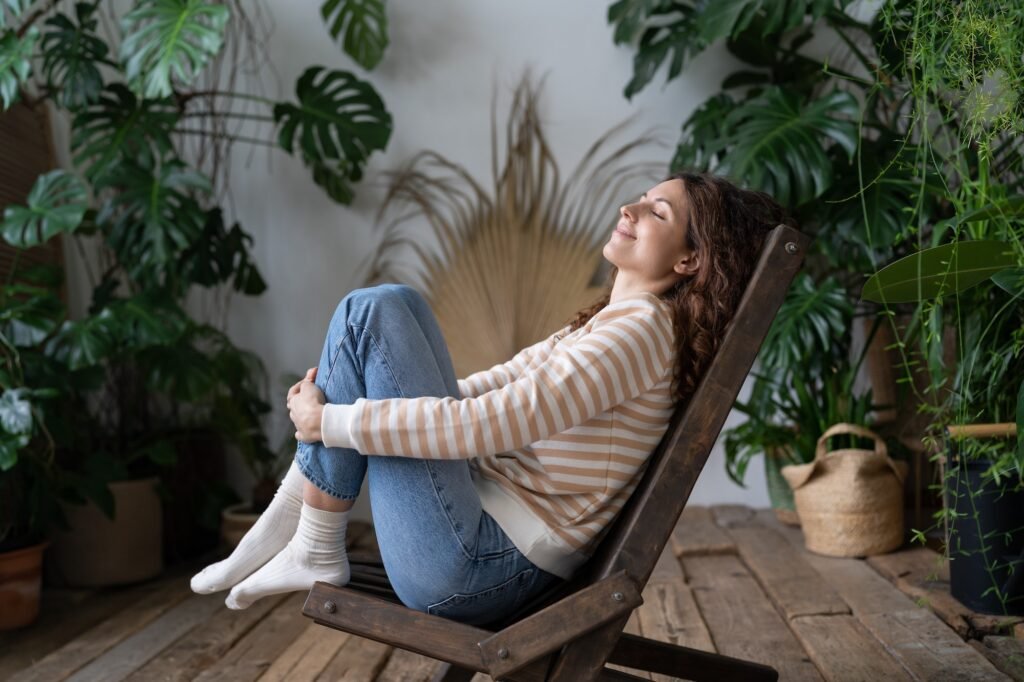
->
xmin=191 ymin=171 xmax=792 ymax=625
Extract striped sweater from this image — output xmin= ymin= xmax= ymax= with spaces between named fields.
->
xmin=320 ymin=290 xmax=677 ymax=579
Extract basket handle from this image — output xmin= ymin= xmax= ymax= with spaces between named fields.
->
xmin=815 ymin=423 xmax=887 ymax=460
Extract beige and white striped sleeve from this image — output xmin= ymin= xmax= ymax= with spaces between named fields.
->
xmin=456 ymin=325 xmax=568 ymax=398
xmin=320 ymin=306 xmax=673 ymax=459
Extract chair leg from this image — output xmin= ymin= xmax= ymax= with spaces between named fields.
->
xmin=608 ymin=633 xmax=778 ymax=682
xmin=430 ymin=662 xmax=478 ymax=682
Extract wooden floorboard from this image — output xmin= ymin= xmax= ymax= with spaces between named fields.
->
xmin=684 ymin=553 xmax=823 ymax=680
xmin=1 ymin=506 xmax=1018 ymax=681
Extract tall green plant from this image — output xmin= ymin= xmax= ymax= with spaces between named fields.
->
xmin=0 ymin=0 xmax=393 ymax=549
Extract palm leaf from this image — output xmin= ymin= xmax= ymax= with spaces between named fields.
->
xmin=364 ymin=74 xmax=665 ymax=377
xmin=72 ymin=83 xmax=179 ymax=182
xmin=273 ymin=66 xmax=391 ymax=205
xmin=41 ymin=2 xmax=109 ymax=109
xmin=2 ymin=170 xmax=89 ymax=248
xmin=0 ymin=26 xmax=36 ymax=110
xmin=861 ymin=240 xmax=1020 ymax=303
xmin=320 ymin=0 xmax=388 ymax=70
xmin=119 ymin=0 xmax=229 ymax=99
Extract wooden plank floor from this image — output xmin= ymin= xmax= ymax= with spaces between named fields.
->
xmin=3 ymin=505 xmax=1021 ymax=681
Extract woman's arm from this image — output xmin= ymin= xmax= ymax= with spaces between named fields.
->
xmin=312 ymin=302 xmax=673 ymax=459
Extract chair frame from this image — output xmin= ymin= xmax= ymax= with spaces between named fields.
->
xmin=303 ymin=224 xmax=811 ymax=681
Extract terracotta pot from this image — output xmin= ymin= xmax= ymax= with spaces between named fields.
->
xmin=49 ymin=478 xmax=163 ymax=587
xmin=220 ymin=502 xmax=260 ymax=551
xmin=0 ymin=541 xmax=47 ymax=630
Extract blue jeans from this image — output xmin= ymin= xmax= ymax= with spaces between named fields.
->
xmin=294 ymin=284 xmax=563 ymax=626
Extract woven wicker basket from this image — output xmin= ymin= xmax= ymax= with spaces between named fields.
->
xmin=782 ymin=423 xmax=909 ymax=557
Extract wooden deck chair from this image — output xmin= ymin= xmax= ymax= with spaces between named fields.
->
xmin=303 ymin=224 xmax=811 ymax=681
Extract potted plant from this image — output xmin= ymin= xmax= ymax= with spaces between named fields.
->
xmin=0 ymin=263 xmax=68 ymax=627
xmin=1 ymin=0 xmax=395 ymax=584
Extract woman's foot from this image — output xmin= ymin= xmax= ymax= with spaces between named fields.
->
xmin=190 ymin=461 xmax=305 ymax=594
xmin=225 ymin=504 xmax=351 ymax=609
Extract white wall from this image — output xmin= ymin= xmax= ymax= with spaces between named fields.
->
xmin=61 ymin=0 xmax=772 ymax=520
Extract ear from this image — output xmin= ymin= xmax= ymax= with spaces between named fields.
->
xmin=674 ymin=253 xmax=700 ymax=277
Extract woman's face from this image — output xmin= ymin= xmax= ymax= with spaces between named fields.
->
xmin=602 ymin=178 xmax=696 ymax=293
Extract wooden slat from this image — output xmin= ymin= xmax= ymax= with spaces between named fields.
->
xmin=758 ymin=508 xmax=1008 ymax=679
xmin=860 ymin=609 xmax=1009 ymax=681
xmin=314 ymin=634 xmax=393 ymax=681
xmin=0 ymin=584 xmax=164 ymax=678
xmin=969 ymin=637 xmax=1024 ymax=680
xmin=683 ymin=554 xmax=822 ymax=680
xmin=754 ymin=509 xmax=901 ymax=616
xmin=669 ymin=506 xmax=734 ymax=557
xmin=257 ymin=622 xmax=351 ymax=681
xmin=789 ymin=614 xmax=911 ymax=681
xmin=480 ymin=570 xmax=643 ymax=678
xmin=721 ymin=522 xmax=849 ymax=620
xmin=126 ymin=594 xmax=289 ymax=681
xmin=9 ymin=579 xmax=192 ymax=682
xmin=376 ymin=648 xmax=444 ymax=680
xmin=193 ymin=593 xmax=311 ymax=682
xmin=304 ymin=582 xmax=489 ymax=672
xmin=867 ymin=547 xmax=1024 ymax=638
xmin=606 ymin=612 xmax=653 ymax=680
xmin=66 ymin=593 xmax=223 ymax=681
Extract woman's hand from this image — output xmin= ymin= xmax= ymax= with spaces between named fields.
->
xmin=287 ymin=367 xmax=326 ymax=443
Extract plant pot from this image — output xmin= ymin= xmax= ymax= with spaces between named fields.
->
xmin=220 ymin=502 xmax=260 ymax=551
xmin=0 ymin=541 xmax=47 ymax=630
xmin=765 ymin=444 xmax=800 ymax=526
xmin=944 ymin=424 xmax=1024 ymax=616
xmin=48 ymin=477 xmax=163 ymax=587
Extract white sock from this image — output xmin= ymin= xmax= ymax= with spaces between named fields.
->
xmin=190 ymin=460 xmax=305 ymax=594
xmin=225 ymin=504 xmax=350 ymax=610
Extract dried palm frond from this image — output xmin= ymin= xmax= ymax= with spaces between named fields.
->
xmin=363 ymin=72 xmax=665 ymax=377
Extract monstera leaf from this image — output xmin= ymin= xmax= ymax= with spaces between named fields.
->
xmin=274 ymin=66 xmax=391 ymax=204
xmin=321 ymin=0 xmax=388 ymax=70
xmin=2 ymin=170 xmax=89 ymax=248
xmin=761 ymin=272 xmax=851 ymax=372
xmin=0 ymin=25 xmax=36 ymax=110
xmin=72 ymin=84 xmax=179 ymax=182
xmin=620 ymin=2 xmax=703 ymax=100
xmin=695 ymin=0 xmax=837 ymax=43
xmin=861 ymin=241 xmax=1020 ymax=303
xmin=712 ymin=86 xmax=858 ymax=207
xmin=0 ymin=0 xmax=31 ymax=28
xmin=119 ymin=0 xmax=229 ymax=99
xmin=607 ymin=0 xmax=661 ymax=45
xmin=41 ymin=2 xmax=110 ymax=109
xmin=95 ymin=158 xmax=210 ymax=284
xmin=672 ymin=92 xmax=735 ymax=171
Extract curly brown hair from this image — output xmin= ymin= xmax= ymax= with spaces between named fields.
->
xmin=565 ymin=171 xmax=796 ymax=410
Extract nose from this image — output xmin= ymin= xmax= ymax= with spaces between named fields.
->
xmin=620 ymin=203 xmax=636 ymax=221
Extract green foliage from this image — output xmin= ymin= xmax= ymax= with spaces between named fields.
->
xmin=94 ymin=157 xmax=211 ymax=288
xmin=681 ymin=86 xmax=859 ymax=207
xmin=119 ymin=0 xmax=229 ymax=99
xmin=321 ymin=0 xmax=388 ymax=70
xmin=862 ymin=241 xmax=1020 ymax=304
xmin=41 ymin=3 xmax=110 ymax=109
xmin=274 ymin=66 xmax=392 ymax=204
xmin=1 ymin=170 xmax=89 ymax=248
xmin=71 ymin=84 xmax=179 ymax=183
xmin=0 ymin=25 xmax=36 ymax=109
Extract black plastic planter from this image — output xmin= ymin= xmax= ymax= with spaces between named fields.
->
xmin=945 ymin=436 xmax=1024 ymax=616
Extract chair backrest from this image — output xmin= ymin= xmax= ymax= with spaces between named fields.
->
xmin=497 ymin=224 xmax=810 ymax=625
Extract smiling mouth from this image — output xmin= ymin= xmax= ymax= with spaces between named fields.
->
xmin=615 ymin=224 xmax=637 ymax=239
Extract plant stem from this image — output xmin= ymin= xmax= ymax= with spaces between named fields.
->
xmin=173 ymin=128 xmax=278 ymax=148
